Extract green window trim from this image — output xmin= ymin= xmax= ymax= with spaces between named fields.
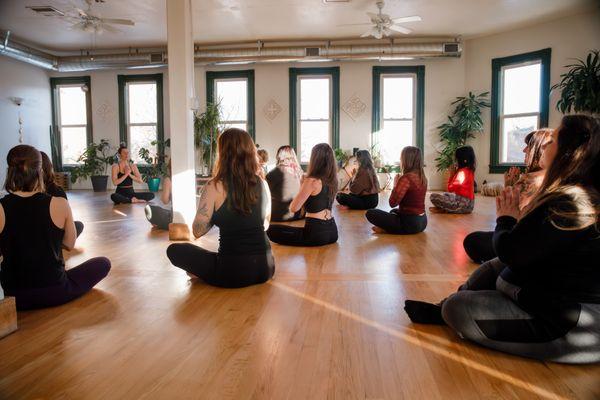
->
xmin=372 ymin=66 xmax=425 ymax=152
xmin=117 ymin=73 xmax=165 ymax=161
xmin=289 ymin=67 xmax=340 ymax=156
xmin=490 ymin=48 xmax=551 ymax=174
xmin=206 ymin=69 xmax=256 ymax=140
xmin=50 ymin=76 xmax=93 ymax=169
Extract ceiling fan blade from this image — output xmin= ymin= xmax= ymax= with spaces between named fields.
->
xmin=101 ymin=18 xmax=135 ymax=26
xmin=100 ymin=24 xmax=121 ymax=33
xmin=360 ymin=30 xmax=373 ymax=38
xmin=392 ymin=15 xmax=422 ymax=23
xmin=337 ymin=22 xmax=374 ymax=26
xmin=373 ymin=30 xmax=383 ymax=40
xmin=389 ymin=25 xmax=412 ymax=34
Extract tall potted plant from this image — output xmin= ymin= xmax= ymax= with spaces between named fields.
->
xmin=435 ymin=92 xmax=490 ymax=173
xmin=194 ymin=101 xmax=222 ymax=176
xmin=551 ymin=50 xmax=600 ymax=115
xmin=70 ymin=139 xmax=114 ymax=192
xmin=138 ymin=138 xmax=170 ymax=192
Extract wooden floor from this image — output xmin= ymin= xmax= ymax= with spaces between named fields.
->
xmin=1 ymin=191 xmax=598 ymax=400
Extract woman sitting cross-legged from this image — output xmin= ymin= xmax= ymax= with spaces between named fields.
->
xmin=336 ymin=150 xmax=380 ymax=210
xmin=166 ymin=128 xmax=275 ymax=288
xmin=266 ymin=143 xmax=338 ymax=247
xmin=366 ymin=146 xmax=428 ymax=234
xmin=0 ymin=145 xmax=111 ymax=310
xmin=41 ymin=151 xmax=84 ymax=237
xmin=110 ymin=144 xmax=155 ymax=204
xmin=463 ymin=128 xmax=553 ymax=263
xmin=430 ymin=146 xmax=476 ymax=214
xmin=266 ymin=145 xmax=304 ymax=222
xmin=404 ymin=115 xmax=600 ymax=364
xmin=145 ymin=161 xmax=173 ymax=230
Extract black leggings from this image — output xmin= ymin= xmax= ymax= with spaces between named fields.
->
xmin=7 ymin=257 xmax=111 ymax=310
xmin=365 ymin=209 xmax=427 ymax=234
xmin=463 ymin=231 xmax=495 ymax=263
xmin=336 ymin=193 xmax=379 ymax=210
xmin=166 ymin=243 xmax=275 ymax=288
xmin=145 ymin=205 xmax=173 ymax=230
xmin=111 ymin=186 xmax=155 ymax=204
xmin=267 ymin=217 xmax=338 ymax=247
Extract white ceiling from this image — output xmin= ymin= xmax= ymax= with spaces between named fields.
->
xmin=0 ymin=0 xmax=596 ymax=51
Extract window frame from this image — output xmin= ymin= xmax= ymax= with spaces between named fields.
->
xmin=490 ymin=48 xmax=551 ymax=173
xmin=118 ymin=73 xmax=165 ymax=165
xmin=372 ymin=66 xmax=425 ymax=164
xmin=289 ymin=67 xmax=340 ymax=162
xmin=206 ymin=70 xmax=255 ymax=140
xmin=50 ymin=76 xmax=93 ymax=169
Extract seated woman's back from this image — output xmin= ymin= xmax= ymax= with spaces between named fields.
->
xmin=266 ymin=167 xmax=301 ymax=217
xmin=390 ymin=172 xmax=427 ymax=214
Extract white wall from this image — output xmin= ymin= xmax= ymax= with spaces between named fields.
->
xmin=0 ymin=56 xmax=52 ymax=191
xmin=465 ymin=9 xmax=600 ymax=185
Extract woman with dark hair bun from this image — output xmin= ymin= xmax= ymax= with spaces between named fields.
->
xmin=110 ymin=143 xmax=155 ymax=204
xmin=40 ymin=151 xmax=84 ymax=237
xmin=0 ymin=145 xmax=110 ymax=310
xmin=335 ymin=150 xmax=379 ymax=210
xmin=405 ymin=115 xmax=600 ymax=364
xmin=430 ymin=145 xmax=476 ymax=214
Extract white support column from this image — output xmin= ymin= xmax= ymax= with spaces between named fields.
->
xmin=166 ymin=0 xmax=197 ymax=229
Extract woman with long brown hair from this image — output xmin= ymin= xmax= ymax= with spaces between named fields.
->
xmin=366 ymin=146 xmax=428 ymax=234
xmin=166 ymin=128 xmax=274 ymax=288
xmin=405 ymin=115 xmax=600 ymax=364
xmin=336 ymin=149 xmax=380 ymax=210
xmin=267 ymin=143 xmax=338 ymax=246
xmin=463 ymin=128 xmax=553 ymax=263
xmin=266 ymin=145 xmax=304 ymax=222
xmin=0 ymin=145 xmax=111 ymax=310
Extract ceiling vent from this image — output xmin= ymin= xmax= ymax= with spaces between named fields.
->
xmin=305 ymin=47 xmax=320 ymax=57
xmin=443 ymin=43 xmax=460 ymax=54
xmin=26 ymin=6 xmax=64 ymax=17
xmin=149 ymin=53 xmax=164 ymax=63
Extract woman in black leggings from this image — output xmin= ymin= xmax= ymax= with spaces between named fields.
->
xmin=0 ymin=145 xmax=111 ymax=310
xmin=267 ymin=143 xmax=338 ymax=247
xmin=404 ymin=115 xmax=600 ymax=364
xmin=166 ymin=128 xmax=274 ymax=288
xmin=336 ymin=150 xmax=379 ymax=210
xmin=110 ymin=144 xmax=155 ymax=204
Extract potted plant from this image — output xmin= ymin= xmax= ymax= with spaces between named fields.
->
xmin=435 ymin=92 xmax=490 ymax=175
xmin=334 ymin=148 xmax=350 ymax=168
xmin=552 ymin=49 xmax=600 ymax=115
xmin=194 ymin=101 xmax=222 ymax=176
xmin=70 ymin=139 xmax=114 ymax=192
xmin=138 ymin=139 xmax=170 ymax=192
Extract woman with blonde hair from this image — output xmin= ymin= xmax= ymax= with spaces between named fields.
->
xmin=266 ymin=145 xmax=304 ymax=222
xmin=166 ymin=128 xmax=274 ymax=288
xmin=366 ymin=146 xmax=428 ymax=234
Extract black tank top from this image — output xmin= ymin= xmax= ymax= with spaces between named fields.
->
xmin=117 ymin=164 xmax=133 ymax=187
xmin=210 ymin=181 xmax=271 ymax=255
xmin=0 ymin=193 xmax=66 ymax=290
xmin=305 ymin=182 xmax=332 ymax=213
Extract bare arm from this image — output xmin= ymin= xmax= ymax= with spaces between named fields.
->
xmin=130 ymin=164 xmax=144 ymax=184
xmin=111 ymin=164 xmax=130 ymax=186
xmin=161 ymin=177 xmax=172 ymax=204
xmin=261 ymin=179 xmax=271 ymax=231
xmin=192 ymin=183 xmax=216 ymax=239
xmin=50 ymin=197 xmax=76 ymax=251
xmin=290 ymin=178 xmax=318 ymax=213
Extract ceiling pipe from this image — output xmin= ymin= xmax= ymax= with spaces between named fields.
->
xmin=0 ymin=30 xmax=58 ymax=70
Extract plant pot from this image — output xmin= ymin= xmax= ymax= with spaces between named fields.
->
xmin=90 ymin=175 xmax=109 ymax=192
xmin=147 ymin=177 xmax=161 ymax=192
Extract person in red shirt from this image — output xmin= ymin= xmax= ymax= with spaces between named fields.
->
xmin=430 ymin=146 xmax=476 ymax=214
xmin=366 ymin=146 xmax=428 ymax=234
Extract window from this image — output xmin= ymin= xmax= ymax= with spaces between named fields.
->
xmin=206 ymin=70 xmax=255 ymax=139
xmin=289 ymin=67 xmax=340 ymax=163
xmin=50 ymin=76 xmax=92 ymax=167
xmin=118 ymin=74 xmax=164 ymax=164
xmin=490 ymin=48 xmax=551 ymax=173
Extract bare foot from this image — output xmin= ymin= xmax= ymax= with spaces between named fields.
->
xmin=131 ymin=197 xmax=146 ymax=204
xmin=429 ymin=206 xmax=445 ymax=214
xmin=338 ymin=205 xmax=350 ymax=210
xmin=371 ymin=226 xmax=386 ymax=234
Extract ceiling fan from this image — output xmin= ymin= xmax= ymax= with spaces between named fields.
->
xmin=63 ymin=0 xmax=135 ymax=34
xmin=341 ymin=1 xmax=422 ymax=39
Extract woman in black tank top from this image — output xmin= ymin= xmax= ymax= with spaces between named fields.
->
xmin=267 ymin=143 xmax=338 ymax=247
xmin=0 ymin=145 xmax=111 ymax=310
xmin=166 ymin=129 xmax=274 ymax=288
xmin=110 ymin=144 xmax=155 ymax=204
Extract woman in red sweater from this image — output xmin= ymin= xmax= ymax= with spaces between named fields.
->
xmin=430 ymin=146 xmax=476 ymax=214
xmin=366 ymin=146 xmax=428 ymax=234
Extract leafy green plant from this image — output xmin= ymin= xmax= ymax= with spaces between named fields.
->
xmin=194 ymin=100 xmax=222 ymax=175
xmin=435 ymin=92 xmax=490 ymax=172
xmin=378 ymin=164 xmax=401 ymax=173
xmin=138 ymin=138 xmax=170 ymax=182
xmin=70 ymin=139 xmax=114 ymax=183
xmin=551 ymin=50 xmax=600 ymax=115
xmin=334 ymin=148 xmax=349 ymax=167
